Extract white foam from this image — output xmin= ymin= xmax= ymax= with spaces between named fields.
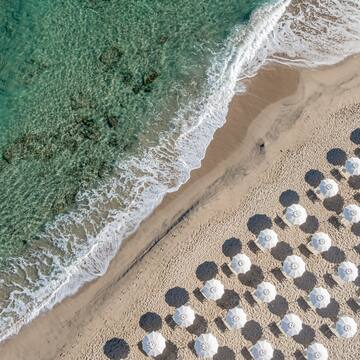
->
xmin=2 ymin=0 xmax=360 ymax=342
xmin=267 ymin=0 xmax=360 ymax=67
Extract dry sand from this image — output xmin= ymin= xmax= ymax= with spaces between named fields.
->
xmin=1 ymin=56 xmax=360 ymax=359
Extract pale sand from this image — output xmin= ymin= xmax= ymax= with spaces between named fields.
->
xmin=2 ymin=56 xmax=360 ymax=359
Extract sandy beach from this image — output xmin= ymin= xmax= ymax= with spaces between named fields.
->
xmin=1 ymin=55 xmax=360 ymax=359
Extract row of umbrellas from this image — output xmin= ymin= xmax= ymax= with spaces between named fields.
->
xmin=141 ymin=260 xmax=358 ymax=359
xmin=229 ymin=237 xmax=358 ymax=282
xmin=284 ymin=203 xmax=360 ymax=227
xmin=140 ymin=160 xmax=360 ymax=358
xmin=141 ymin=308 xmax=357 ymax=358
xmin=141 ymin=240 xmax=357 ymax=357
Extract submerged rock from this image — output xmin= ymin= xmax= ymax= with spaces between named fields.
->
xmin=158 ymin=35 xmax=168 ymax=44
xmin=98 ymin=160 xmax=113 ymax=179
xmin=77 ymin=117 xmax=101 ymax=141
xmin=121 ymin=71 xmax=133 ymax=85
xmin=105 ymin=115 xmax=119 ymax=129
xmin=51 ymin=188 xmax=78 ymax=215
xmin=132 ymin=70 xmax=160 ymax=94
xmin=108 ymin=133 xmax=119 ymax=148
xmin=2 ymin=133 xmax=55 ymax=162
xmin=132 ymin=83 xmax=142 ymax=94
xmin=99 ymin=46 xmax=123 ymax=67
xmin=70 ymin=92 xmax=92 ymax=110
xmin=143 ymin=70 xmax=159 ymax=86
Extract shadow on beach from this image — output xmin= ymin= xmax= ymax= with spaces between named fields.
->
xmin=103 ymin=338 xmax=130 ymax=360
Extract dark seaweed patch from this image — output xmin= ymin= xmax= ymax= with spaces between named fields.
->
xmin=105 ymin=115 xmax=119 ymax=129
xmin=99 ymin=46 xmax=123 ymax=67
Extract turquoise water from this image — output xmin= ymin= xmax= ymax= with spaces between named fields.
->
xmin=1 ymin=0 xmax=278 ymax=340
xmin=0 ymin=0 xmax=268 ymax=259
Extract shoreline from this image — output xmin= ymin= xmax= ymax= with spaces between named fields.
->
xmin=1 ymin=55 xmax=360 ymax=359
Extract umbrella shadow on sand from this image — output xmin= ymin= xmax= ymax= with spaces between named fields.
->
xmin=196 ymin=261 xmax=219 ymax=281
xmin=279 ymin=190 xmax=300 ymax=207
xmin=222 ymin=238 xmax=242 ymax=257
xmin=103 ymin=338 xmax=130 ymax=360
xmin=238 ymin=265 xmax=264 ymax=288
xmin=300 ymin=215 xmax=319 ymax=234
xmin=267 ymin=295 xmax=289 ymax=318
xmin=247 ymin=214 xmax=273 ymax=235
xmin=294 ymin=271 xmax=317 ymax=292
xmin=350 ymin=128 xmax=360 ymax=145
xmin=187 ymin=314 xmax=208 ymax=336
xmin=241 ymin=320 xmax=263 ymax=344
xmin=293 ymin=325 xmax=316 ymax=347
xmin=326 ymin=148 xmax=347 ymax=166
xmin=322 ymin=246 xmax=346 ymax=264
xmin=271 ymin=241 xmax=293 ymax=262
xmin=214 ymin=346 xmax=236 ymax=360
xmin=305 ymin=169 xmax=324 ymax=187
xmin=139 ymin=312 xmax=162 ymax=332
xmin=323 ymin=195 xmax=344 ymax=214
xmin=165 ymin=287 xmax=189 ymax=307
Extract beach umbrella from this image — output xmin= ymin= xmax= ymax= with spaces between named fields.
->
xmin=201 ymin=279 xmax=224 ymax=301
xmin=282 ymin=255 xmax=306 ymax=278
xmin=255 ymin=281 xmax=277 ymax=303
xmin=345 ymin=157 xmax=360 ymax=176
xmin=142 ymin=331 xmax=166 ymax=357
xmin=256 ymin=229 xmax=278 ymax=249
xmin=173 ymin=305 xmax=195 ymax=328
xmin=285 ymin=204 xmax=307 ymax=226
xmin=335 ymin=316 xmax=358 ymax=338
xmin=224 ymin=306 xmax=247 ymax=330
xmin=310 ymin=232 xmax=331 ymax=253
xmin=343 ymin=204 xmax=360 ymax=224
xmin=308 ymin=287 xmax=331 ymax=309
xmin=280 ymin=313 xmax=303 ymax=337
xmin=230 ymin=253 xmax=251 ymax=274
xmin=319 ymin=179 xmax=339 ymax=198
xmin=194 ymin=333 xmax=219 ymax=358
xmin=337 ymin=261 xmax=358 ymax=282
xmin=305 ymin=342 xmax=328 ymax=360
xmin=250 ymin=339 xmax=274 ymax=360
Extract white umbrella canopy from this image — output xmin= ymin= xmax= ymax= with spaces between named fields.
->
xmin=280 ymin=313 xmax=303 ymax=337
xmin=285 ymin=204 xmax=307 ymax=226
xmin=336 ymin=316 xmax=358 ymax=338
xmin=230 ymin=253 xmax=252 ymax=274
xmin=343 ymin=204 xmax=360 ymax=224
xmin=173 ymin=305 xmax=195 ymax=328
xmin=283 ymin=255 xmax=306 ymax=278
xmin=142 ymin=331 xmax=166 ymax=357
xmin=201 ymin=279 xmax=224 ymax=301
xmin=224 ymin=306 xmax=247 ymax=330
xmin=309 ymin=287 xmax=331 ymax=309
xmin=337 ymin=261 xmax=358 ymax=282
xmin=250 ymin=339 xmax=274 ymax=360
xmin=345 ymin=157 xmax=360 ymax=176
xmin=306 ymin=342 xmax=328 ymax=360
xmin=310 ymin=233 xmax=331 ymax=253
xmin=194 ymin=333 xmax=219 ymax=358
xmin=256 ymin=229 xmax=278 ymax=249
xmin=255 ymin=282 xmax=277 ymax=303
xmin=319 ymin=179 xmax=339 ymax=198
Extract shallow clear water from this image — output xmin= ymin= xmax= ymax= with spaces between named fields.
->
xmin=0 ymin=0 xmax=267 ymax=259
xmin=0 ymin=0 xmax=272 ymax=339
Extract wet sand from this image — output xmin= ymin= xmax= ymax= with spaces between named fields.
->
xmin=1 ymin=56 xmax=360 ymax=359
